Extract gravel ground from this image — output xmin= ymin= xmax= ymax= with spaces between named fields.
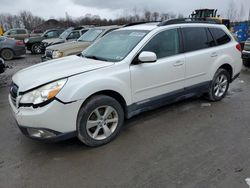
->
xmin=1 ymin=54 xmax=250 ymax=188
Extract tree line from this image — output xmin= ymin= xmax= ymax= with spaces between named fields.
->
xmin=0 ymin=0 xmax=248 ymax=32
xmin=0 ymin=10 xmax=184 ymax=32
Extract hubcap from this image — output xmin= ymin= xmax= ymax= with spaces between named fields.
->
xmin=86 ymin=106 xmax=119 ymax=140
xmin=3 ymin=50 xmax=12 ymax=60
xmin=34 ymin=45 xmax=41 ymax=53
xmin=214 ymin=74 xmax=228 ymax=97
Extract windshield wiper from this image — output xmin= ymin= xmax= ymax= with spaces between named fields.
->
xmin=84 ymin=55 xmax=108 ymax=62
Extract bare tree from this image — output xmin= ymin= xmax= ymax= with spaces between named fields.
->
xmin=144 ymin=10 xmax=151 ymax=22
xmin=226 ymin=0 xmax=239 ymax=21
xmin=152 ymin=12 xmax=160 ymax=21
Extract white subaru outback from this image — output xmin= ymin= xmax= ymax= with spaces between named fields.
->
xmin=9 ymin=20 xmax=242 ymax=147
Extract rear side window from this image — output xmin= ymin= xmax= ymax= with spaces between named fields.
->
xmin=209 ymin=28 xmax=231 ymax=45
xmin=142 ymin=28 xmax=180 ymax=59
xmin=206 ymin=29 xmax=216 ymax=47
xmin=182 ymin=27 xmax=210 ymax=52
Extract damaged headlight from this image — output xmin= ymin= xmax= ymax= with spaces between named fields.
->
xmin=20 ymin=79 xmax=67 ymax=106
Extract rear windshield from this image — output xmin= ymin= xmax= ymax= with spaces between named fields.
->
xmin=78 ymin=29 xmax=104 ymax=42
xmin=59 ymin=28 xmax=73 ymax=39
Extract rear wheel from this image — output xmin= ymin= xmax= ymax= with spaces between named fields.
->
xmin=31 ymin=43 xmax=42 ymax=54
xmin=1 ymin=49 xmax=14 ymax=60
xmin=77 ymin=95 xmax=124 ymax=147
xmin=206 ymin=68 xmax=230 ymax=101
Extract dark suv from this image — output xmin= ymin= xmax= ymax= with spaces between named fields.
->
xmin=24 ymin=29 xmax=64 ymax=54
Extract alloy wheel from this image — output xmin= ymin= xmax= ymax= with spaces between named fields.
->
xmin=86 ymin=105 xmax=119 ymax=141
xmin=213 ymin=74 xmax=228 ymax=98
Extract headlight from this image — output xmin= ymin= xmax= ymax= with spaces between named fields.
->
xmin=20 ymin=79 xmax=67 ymax=106
xmin=24 ymin=38 xmax=29 ymax=43
xmin=52 ymin=50 xmax=63 ymax=59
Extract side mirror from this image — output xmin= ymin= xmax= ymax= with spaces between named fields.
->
xmin=138 ymin=51 xmax=157 ymax=63
xmin=0 ymin=58 xmax=6 ymax=74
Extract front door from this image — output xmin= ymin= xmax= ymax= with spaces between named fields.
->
xmin=130 ymin=28 xmax=185 ymax=103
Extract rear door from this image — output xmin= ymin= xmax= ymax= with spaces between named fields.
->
xmin=182 ymin=27 xmax=217 ymax=88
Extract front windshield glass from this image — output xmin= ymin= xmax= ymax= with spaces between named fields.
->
xmin=82 ymin=30 xmax=149 ymax=62
xmin=78 ymin=29 xmax=104 ymax=42
xmin=59 ymin=28 xmax=73 ymax=39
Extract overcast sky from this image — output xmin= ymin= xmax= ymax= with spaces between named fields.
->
xmin=0 ymin=0 xmax=249 ymax=20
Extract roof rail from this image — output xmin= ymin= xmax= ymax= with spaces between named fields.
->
xmin=124 ymin=21 xmax=159 ymax=27
xmin=158 ymin=18 xmax=219 ymax=26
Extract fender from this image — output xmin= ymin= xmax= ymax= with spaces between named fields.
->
xmin=56 ymin=63 xmax=132 ymax=106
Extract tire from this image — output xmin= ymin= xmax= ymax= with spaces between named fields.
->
xmin=77 ymin=95 xmax=124 ymax=147
xmin=31 ymin=43 xmax=42 ymax=54
xmin=206 ymin=68 xmax=230 ymax=102
xmin=1 ymin=49 xmax=14 ymax=61
xmin=243 ymin=60 xmax=250 ymax=68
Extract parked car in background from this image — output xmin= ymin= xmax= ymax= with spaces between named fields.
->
xmin=0 ymin=58 xmax=5 ymax=74
xmin=31 ymin=29 xmax=43 ymax=35
xmin=4 ymin=28 xmax=40 ymax=41
xmin=42 ymin=26 xmax=121 ymax=61
xmin=9 ymin=21 xmax=242 ymax=147
xmin=242 ymin=38 xmax=250 ymax=67
xmin=40 ymin=27 xmax=89 ymax=51
xmin=0 ymin=36 xmax=26 ymax=60
xmin=24 ymin=29 xmax=65 ymax=54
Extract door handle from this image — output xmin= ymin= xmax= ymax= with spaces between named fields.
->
xmin=211 ymin=52 xmax=218 ymax=57
xmin=173 ymin=61 xmax=184 ymax=67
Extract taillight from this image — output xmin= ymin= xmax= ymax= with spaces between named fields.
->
xmin=236 ymin=43 xmax=242 ymax=52
xmin=16 ymin=40 xmax=24 ymax=46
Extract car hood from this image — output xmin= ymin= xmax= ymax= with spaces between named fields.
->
xmin=12 ymin=55 xmax=114 ymax=92
xmin=28 ymin=36 xmax=44 ymax=42
xmin=46 ymin=41 xmax=91 ymax=51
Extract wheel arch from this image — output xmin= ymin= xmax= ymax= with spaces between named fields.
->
xmin=218 ymin=63 xmax=233 ymax=82
xmin=78 ymin=90 xmax=129 ymax=119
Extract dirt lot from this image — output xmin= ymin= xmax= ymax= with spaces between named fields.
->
xmin=1 ymin=54 xmax=250 ymax=188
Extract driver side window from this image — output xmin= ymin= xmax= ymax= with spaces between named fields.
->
xmin=46 ymin=31 xmax=57 ymax=38
xmin=141 ymin=29 xmax=180 ymax=59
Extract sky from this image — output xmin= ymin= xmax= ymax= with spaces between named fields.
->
xmin=0 ymin=0 xmax=249 ymax=20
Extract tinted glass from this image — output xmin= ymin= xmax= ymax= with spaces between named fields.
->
xmin=209 ymin=28 xmax=231 ymax=45
xmin=206 ymin=29 xmax=216 ymax=47
xmin=46 ymin=31 xmax=58 ymax=38
xmin=142 ymin=29 xmax=180 ymax=59
xmin=183 ymin=27 xmax=210 ymax=52
xmin=67 ymin=31 xmax=80 ymax=39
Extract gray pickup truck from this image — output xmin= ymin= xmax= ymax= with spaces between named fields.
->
xmin=4 ymin=28 xmax=40 ymax=41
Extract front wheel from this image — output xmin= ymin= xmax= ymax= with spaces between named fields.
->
xmin=206 ymin=68 xmax=230 ymax=101
xmin=77 ymin=95 xmax=124 ymax=147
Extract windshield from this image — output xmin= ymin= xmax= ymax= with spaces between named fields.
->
xmin=59 ymin=28 xmax=73 ymax=39
xmin=82 ymin=30 xmax=149 ymax=62
xmin=78 ymin=29 xmax=104 ymax=42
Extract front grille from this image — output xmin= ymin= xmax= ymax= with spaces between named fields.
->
xmin=45 ymin=49 xmax=53 ymax=58
xmin=10 ymin=82 xmax=19 ymax=107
